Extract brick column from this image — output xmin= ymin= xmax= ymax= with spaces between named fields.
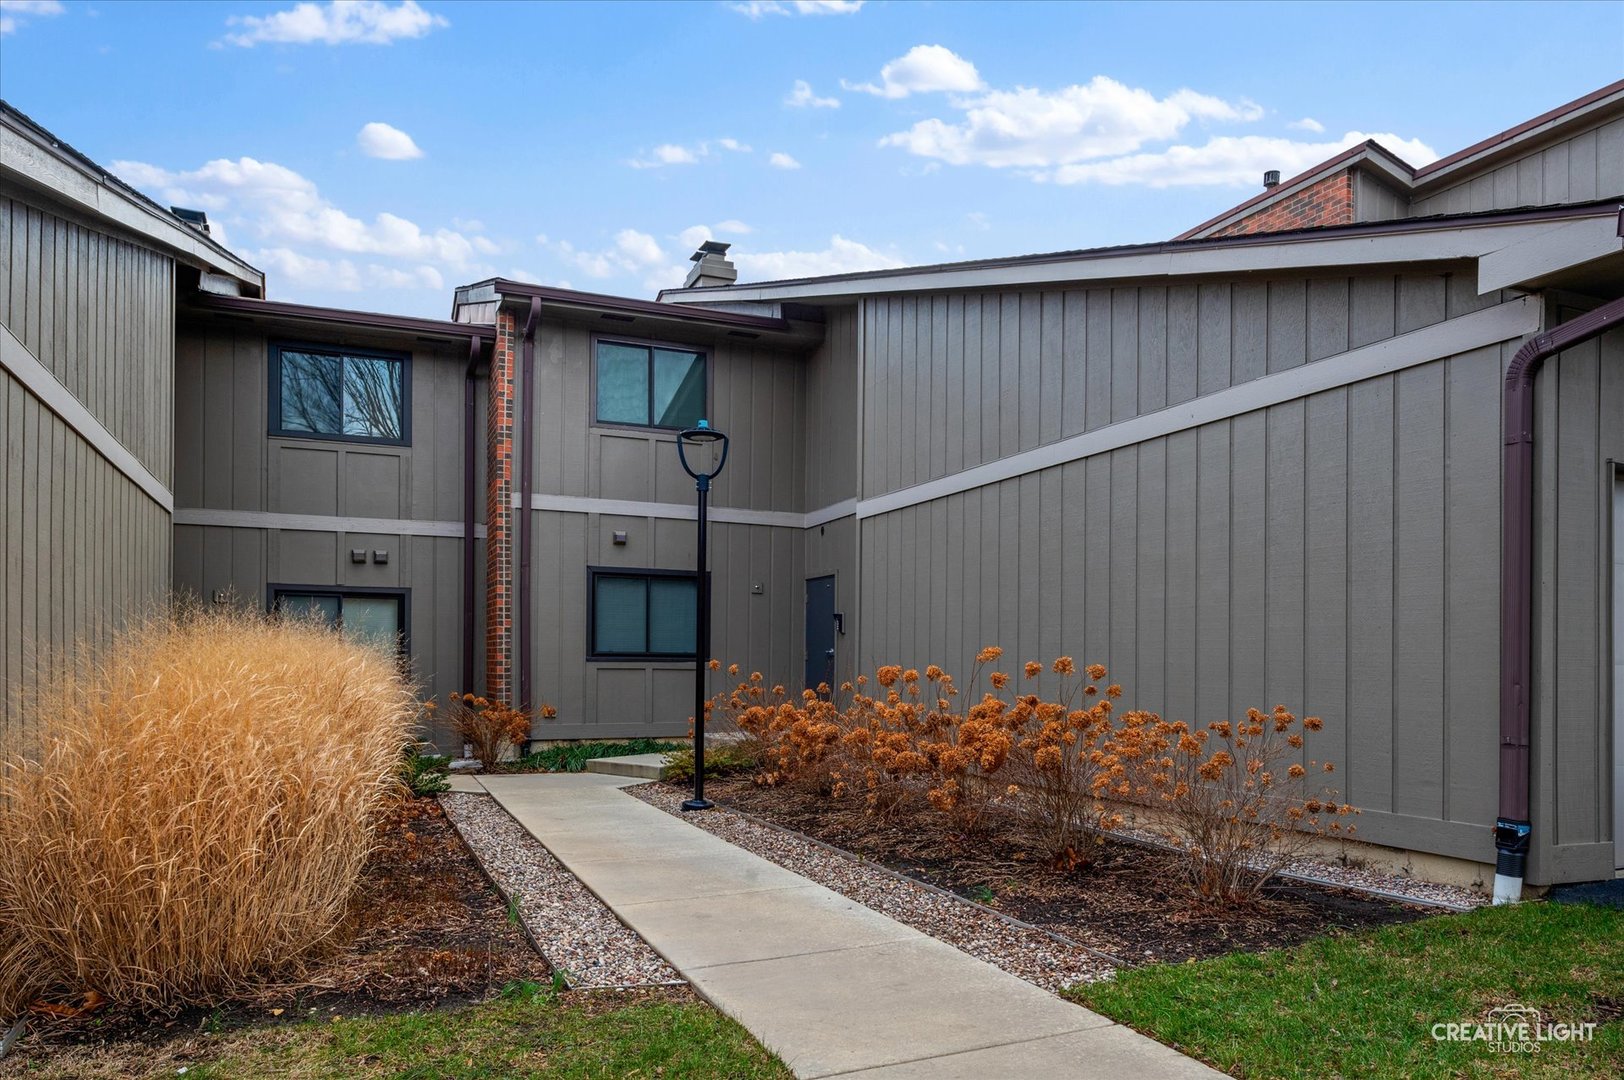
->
xmin=484 ymin=307 xmax=517 ymax=704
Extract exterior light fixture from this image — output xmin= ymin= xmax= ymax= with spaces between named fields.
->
xmin=676 ymin=419 xmax=729 ymax=811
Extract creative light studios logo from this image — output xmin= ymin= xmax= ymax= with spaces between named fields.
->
xmin=1432 ymin=1003 xmax=1597 ymax=1054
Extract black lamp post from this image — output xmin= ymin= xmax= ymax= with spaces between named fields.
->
xmin=676 ymin=419 xmax=729 ymax=811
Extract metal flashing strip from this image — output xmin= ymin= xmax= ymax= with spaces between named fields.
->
xmin=856 ymin=295 xmax=1540 ymax=521
xmin=173 ymin=507 xmax=487 ymax=539
xmin=1 ymin=321 xmax=174 ymax=512
xmin=516 ymin=492 xmax=856 ymax=531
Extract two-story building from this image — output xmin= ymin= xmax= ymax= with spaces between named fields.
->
xmin=3 ymin=81 xmax=1623 ymax=894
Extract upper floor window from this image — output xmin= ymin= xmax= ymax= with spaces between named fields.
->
xmin=594 ymin=339 xmax=706 ymax=430
xmin=271 ymin=343 xmax=410 ymax=445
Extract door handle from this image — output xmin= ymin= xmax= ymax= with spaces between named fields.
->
xmin=825 ymin=648 xmax=835 ymax=658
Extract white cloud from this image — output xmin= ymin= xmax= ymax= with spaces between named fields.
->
xmin=221 ymin=0 xmax=447 ymax=47
xmin=1288 ymin=117 xmax=1326 ymax=133
xmin=251 ymin=247 xmax=443 ymax=292
xmin=629 ymin=138 xmax=752 ymax=169
xmin=844 ymin=44 xmax=983 ymax=99
xmin=785 ymin=79 xmax=840 ymax=109
xmin=677 ymin=221 xmax=752 ymax=250
xmin=630 ymin=144 xmax=698 ymax=168
xmin=768 ymin=151 xmax=802 ymax=170
xmin=0 ymin=0 xmax=64 ymax=35
xmin=731 ymin=0 xmax=863 ymax=18
xmin=732 ymin=235 xmax=903 ymax=281
xmin=356 ymin=121 xmax=424 ymax=160
xmin=1047 ymin=130 xmax=1439 ymax=188
xmin=553 ymin=228 xmax=670 ymax=282
xmin=880 ymin=75 xmax=1262 ymax=167
xmin=113 ymin=154 xmax=486 ymax=300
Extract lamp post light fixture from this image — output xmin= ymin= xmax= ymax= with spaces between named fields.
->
xmin=676 ymin=419 xmax=729 ymax=811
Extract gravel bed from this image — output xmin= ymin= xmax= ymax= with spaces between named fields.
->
xmin=1107 ymin=821 xmax=1488 ymax=911
xmin=629 ymin=783 xmax=1118 ymax=990
xmin=438 ymin=792 xmax=683 ymax=990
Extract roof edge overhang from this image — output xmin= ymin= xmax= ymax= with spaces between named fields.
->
xmin=457 ymin=278 xmax=795 ymax=335
xmin=658 ymin=201 xmax=1624 ymax=304
xmin=1176 ymin=80 xmax=1624 ymax=242
xmin=1 ymin=103 xmax=265 ymax=295
xmin=1412 ymin=77 xmax=1624 ymax=189
xmin=186 ymin=292 xmax=497 ymax=343
xmin=1175 ymin=141 xmax=1418 ymax=241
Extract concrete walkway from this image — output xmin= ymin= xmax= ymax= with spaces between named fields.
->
xmin=474 ymin=772 xmax=1219 ymax=1079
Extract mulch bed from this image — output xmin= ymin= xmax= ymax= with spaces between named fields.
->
xmin=12 ymin=795 xmax=550 ymax=1055
xmin=703 ymin=776 xmax=1432 ymax=965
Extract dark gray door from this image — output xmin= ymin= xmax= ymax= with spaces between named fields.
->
xmin=805 ymin=575 xmax=836 ymax=692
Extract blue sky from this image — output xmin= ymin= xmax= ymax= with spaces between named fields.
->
xmin=2 ymin=0 xmax=1620 ymax=317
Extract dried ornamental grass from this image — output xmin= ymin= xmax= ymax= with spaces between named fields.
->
xmin=0 ymin=607 xmax=418 ymax=1015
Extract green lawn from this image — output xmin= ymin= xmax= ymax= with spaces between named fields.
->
xmin=9 ymin=985 xmax=788 ymax=1080
xmin=508 ymin=739 xmax=683 ymax=774
xmin=1065 ymin=900 xmax=1624 ymax=1079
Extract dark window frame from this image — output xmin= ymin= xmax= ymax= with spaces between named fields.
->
xmin=586 ymin=566 xmax=703 ymax=661
xmin=267 ymin=583 xmax=412 ymax=657
xmin=268 ymin=340 xmax=413 ymax=447
xmin=589 ymin=333 xmax=711 ymax=433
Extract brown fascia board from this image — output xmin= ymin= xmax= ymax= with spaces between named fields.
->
xmin=1175 ymin=81 xmax=1624 ymax=243
xmin=1173 ymin=141 xmax=1418 ymax=241
xmin=657 ymin=199 xmax=1621 ymax=302
xmin=186 ymin=292 xmax=497 ymax=343
xmin=1414 ymin=78 xmax=1624 ymax=183
xmin=0 ymin=100 xmax=265 ymax=292
xmin=473 ymin=278 xmax=793 ymax=334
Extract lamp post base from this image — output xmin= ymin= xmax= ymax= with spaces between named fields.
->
xmin=680 ymin=798 xmax=714 ymax=812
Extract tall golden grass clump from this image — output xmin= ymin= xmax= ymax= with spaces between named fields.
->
xmin=0 ymin=607 xmax=417 ymax=1015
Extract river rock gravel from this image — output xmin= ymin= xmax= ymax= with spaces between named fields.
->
xmin=629 ymin=783 xmax=1118 ymax=989
xmin=439 ymin=792 xmax=682 ymax=990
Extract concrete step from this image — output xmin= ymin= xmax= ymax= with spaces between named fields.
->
xmin=585 ymin=753 xmax=672 ymax=780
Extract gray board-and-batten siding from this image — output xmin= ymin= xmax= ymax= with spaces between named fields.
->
xmin=0 ymin=190 xmax=176 ymax=747
xmin=845 ymin=271 xmax=1619 ymax=882
xmin=169 ymin=320 xmax=487 ymax=750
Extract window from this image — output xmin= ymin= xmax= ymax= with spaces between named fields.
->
xmin=271 ymin=343 xmax=409 ymax=444
xmin=594 ymin=339 xmax=706 ymax=429
xmin=271 ymin=587 xmax=407 ymax=653
xmin=589 ymin=570 xmax=697 ymax=659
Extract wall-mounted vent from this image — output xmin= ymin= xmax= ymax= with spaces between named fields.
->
xmin=600 ymin=312 xmax=636 ymax=323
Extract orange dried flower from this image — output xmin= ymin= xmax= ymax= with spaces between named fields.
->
xmin=1052 ymin=657 xmax=1076 ymax=675
xmin=989 ymin=671 xmax=1010 ymax=690
xmin=707 ymin=658 xmax=721 ymax=671
xmin=1024 ymin=661 xmax=1042 ymax=679
xmin=976 ymin=646 xmax=1003 ymax=664
xmin=1086 ymin=664 xmax=1107 ymax=681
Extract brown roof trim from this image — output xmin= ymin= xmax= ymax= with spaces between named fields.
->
xmin=187 ymin=292 xmax=497 ymax=342
xmin=1175 ymin=80 xmax=1624 ymax=243
xmin=483 ymin=279 xmax=793 ymax=333
xmin=1172 ymin=140 xmax=1418 ymax=241
xmin=659 ymin=199 xmax=1621 ymax=299
xmin=1416 ymin=78 xmax=1624 ymax=179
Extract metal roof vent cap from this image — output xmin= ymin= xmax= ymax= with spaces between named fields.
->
xmin=1262 ymin=170 xmax=1281 ymax=189
xmin=170 ymin=206 xmax=210 ymax=234
xmin=684 ymin=240 xmax=738 ymax=289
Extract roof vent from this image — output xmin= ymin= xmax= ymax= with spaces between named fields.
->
xmin=1262 ymin=170 xmax=1281 ymax=189
xmin=684 ymin=240 xmax=738 ymax=289
xmin=170 ymin=206 xmax=210 ymax=234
